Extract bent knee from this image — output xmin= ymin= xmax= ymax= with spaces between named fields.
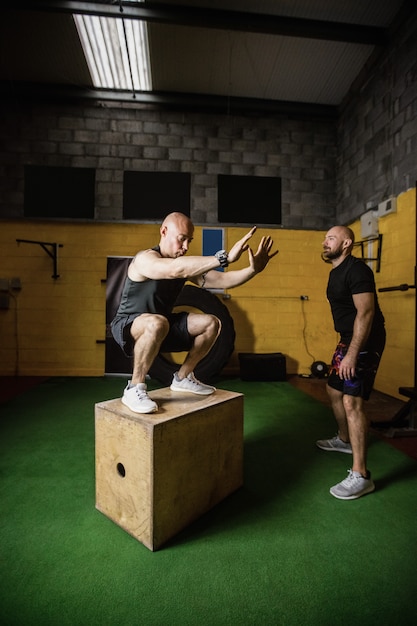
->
xmin=187 ymin=312 xmax=221 ymax=338
xmin=148 ymin=314 xmax=170 ymax=336
xmin=208 ymin=314 xmax=221 ymax=337
xmin=131 ymin=314 xmax=169 ymax=340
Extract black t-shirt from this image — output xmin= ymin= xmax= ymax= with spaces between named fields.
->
xmin=327 ymin=255 xmax=385 ymax=348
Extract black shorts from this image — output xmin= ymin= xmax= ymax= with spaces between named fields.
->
xmin=110 ymin=312 xmax=193 ymax=358
xmin=327 ymin=341 xmax=384 ymax=400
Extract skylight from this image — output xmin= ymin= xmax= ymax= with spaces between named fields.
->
xmin=73 ymin=9 xmax=151 ymax=93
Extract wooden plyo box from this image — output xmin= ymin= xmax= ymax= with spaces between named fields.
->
xmin=95 ymin=387 xmax=243 ymax=551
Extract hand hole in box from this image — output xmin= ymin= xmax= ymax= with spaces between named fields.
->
xmin=117 ymin=462 xmax=126 ymax=477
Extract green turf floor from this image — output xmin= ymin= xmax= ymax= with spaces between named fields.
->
xmin=1 ymin=377 xmax=416 ymax=625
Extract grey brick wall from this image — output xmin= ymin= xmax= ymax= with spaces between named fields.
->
xmin=0 ymin=102 xmax=336 ymax=230
xmin=1 ymin=13 xmax=415 ymax=231
xmin=337 ymin=13 xmax=417 ymax=224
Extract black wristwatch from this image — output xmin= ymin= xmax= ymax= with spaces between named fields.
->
xmin=215 ymin=249 xmax=229 ymax=268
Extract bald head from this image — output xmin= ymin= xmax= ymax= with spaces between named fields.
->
xmin=161 ymin=212 xmax=193 ymax=231
xmin=322 ymin=225 xmax=355 ymax=264
xmin=159 ymin=212 xmax=194 ymax=258
xmin=330 ymin=225 xmax=355 ymax=244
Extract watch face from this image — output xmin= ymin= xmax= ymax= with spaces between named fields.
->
xmin=215 ymin=250 xmax=227 ymax=266
xmin=217 ymin=250 xmax=228 ymax=267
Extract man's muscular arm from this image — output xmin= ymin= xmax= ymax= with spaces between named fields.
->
xmin=338 ymin=292 xmax=374 ymax=380
xmin=128 ymin=227 xmax=260 ymax=282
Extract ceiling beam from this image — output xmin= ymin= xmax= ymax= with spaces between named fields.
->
xmin=14 ymin=1 xmax=389 ymax=45
xmin=0 ymin=80 xmax=339 ymax=119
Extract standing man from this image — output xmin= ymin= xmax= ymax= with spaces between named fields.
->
xmin=316 ymin=225 xmax=385 ymax=500
xmin=111 ymin=212 xmax=277 ymax=414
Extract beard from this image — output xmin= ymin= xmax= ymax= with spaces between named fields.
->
xmin=321 ymin=244 xmax=344 ymax=262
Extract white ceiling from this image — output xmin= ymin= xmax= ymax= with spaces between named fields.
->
xmin=0 ymin=0 xmax=413 ymax=117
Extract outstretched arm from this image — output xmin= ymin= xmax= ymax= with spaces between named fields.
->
xmin=198 ymin=235 xmax=278 ymax=290
xmin=129 ymin=226 xmax=261 ymax=281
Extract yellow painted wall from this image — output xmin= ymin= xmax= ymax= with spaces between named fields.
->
xmin=0 ymin=189 xmax=415 ymax=400
xmin=222 ymin=227 xmax=335 ymax=374
xmin=348 ymin=188 xmax=416 ymax=398
xmin=0 ymin=220 xmax=334 ymax=378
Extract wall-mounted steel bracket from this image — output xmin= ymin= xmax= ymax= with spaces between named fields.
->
xmin=353 ymin=233 xmax=383 ymax=272
xmin=16 ymin=239 xmax=64 ymax=279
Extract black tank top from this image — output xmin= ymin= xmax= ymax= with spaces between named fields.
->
xmin=115 ymin=246 xmax=186 ymax=317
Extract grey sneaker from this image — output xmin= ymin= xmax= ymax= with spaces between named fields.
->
xmin=122 ymin=382 xmax=158 ymax=414
xmin=170 ymin=372 xmax=215 ymax=396
xmin=316 ymin=435 xmax=352 ymax=454
xmin=330 ymin=469 xmax=375 ymax=500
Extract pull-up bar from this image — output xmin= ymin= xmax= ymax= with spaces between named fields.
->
xmin=16 ymin=239 xmax=64 ymax=279
xmin=378 ymin=283 xmax=415 ymax=292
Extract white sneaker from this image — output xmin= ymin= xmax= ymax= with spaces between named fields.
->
xmin=330 ymin=469 xmax=375 ymax=500
xmin=122 ymin=382 xmax=158 ymax=414
xmin=170 ymin=372 xmax=216 ymax=396
xmin=316 ymin=435 xmax=352 ymax=454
